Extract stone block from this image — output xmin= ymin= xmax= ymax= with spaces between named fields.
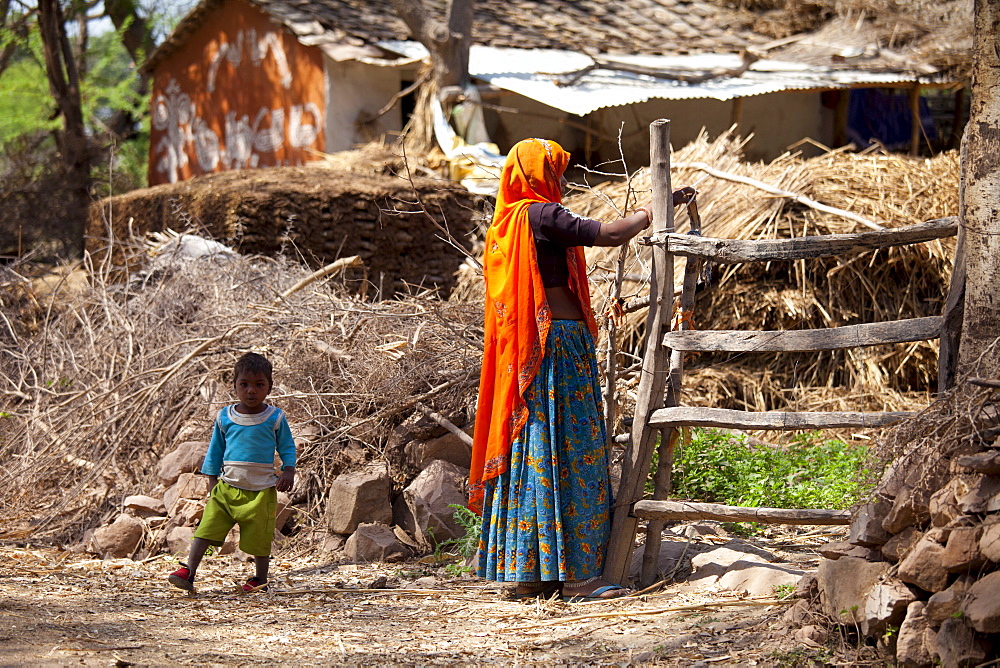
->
xmin=881 ymin=527 xmax=922 ymax=564
xmin=157 ymin=440 xmax=209 ymax=486
xmin=345 ymin=523 xmax=411 ymax=563
xmin=928 ymin=479 xmax=965 ymax=528
xmin=926 ymin=582 xmax=971 ymax=625
xmin=932 ymin=618 xmax=988 ymax=667
xmin=849 ymin=501 xmax=892 ymax=546
xmin=163 ymin=473 xmax=209 ymax=514
xmin=165 ymin=525 xmax=196 ymax=557
xmin=91 ymin=514 xmax=145 ymax=559
xmin=896 ymin=601 xmax=932 ymax=668
xmin=405 ymin=429 xmax=473 ymax=471
xmin=898 ymin=532 xmax=950 ymax=593
xmin=403 ymin=460 xmax=468 ymax=544
xmin=955 ymin=450 xmax=1000 ymax=475
xmin=816 ymin=556 xmax=888 ymax=624
xmin=123 ymin=494 xmax=166 ymax=517
xmin=941 ymin=526 xmax=985 ymax=573
xmin=170 ymin=498 xmax=204 ymax=527
xmin=979 ymin=515 xmax=1000 ymax=562
xmin=956 ymin=475 xmax=1000 ymax=514
xmin=962 ymin=571 xmax=1000 ymax=633
xmin=818 ymin=541 xmax=881 ymax=561
xmin=883 ymin=486 xmax=930 ymax=534
xmin=860 ymin=577 xmax=918 ymax=637
xmin=324 ymin=465 xmax=392 ymax=535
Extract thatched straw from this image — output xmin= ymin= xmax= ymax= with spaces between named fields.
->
xmin=563 ymin=130 xmax=958 ymax=430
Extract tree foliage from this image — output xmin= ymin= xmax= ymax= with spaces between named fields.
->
xmin=0 ymin=0 xmax=180 ymax=259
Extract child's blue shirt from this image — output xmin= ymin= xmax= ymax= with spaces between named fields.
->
xmin=201 ymin=404 xmax=296 ymax=491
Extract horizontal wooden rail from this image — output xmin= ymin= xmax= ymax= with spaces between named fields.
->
xmin=662 ymin=316 xmax=942 ymax=352
xmin=648 ymin=406 xmax=912 ymax=430
xmin=633 ymin=500 xmax=852 ymax=525
xmin=642 ymin=217 xmax=957 ymax=263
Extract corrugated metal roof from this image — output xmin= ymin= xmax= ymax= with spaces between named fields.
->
xmin=378 ymin=42 xmax=942 ymax=116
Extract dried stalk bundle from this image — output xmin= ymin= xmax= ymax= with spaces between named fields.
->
xmin=0 ymin=238 xmax=483 ymax=543
xmin=564 ymin=130 xmax=958 ymax=424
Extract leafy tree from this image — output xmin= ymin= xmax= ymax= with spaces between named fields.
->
xmin=0 ymin=0 xmax=171 ymax=259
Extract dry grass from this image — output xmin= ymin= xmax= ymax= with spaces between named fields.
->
xmin=0 ymin=236 xmax=482 ymax=544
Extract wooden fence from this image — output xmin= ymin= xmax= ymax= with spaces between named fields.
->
xmin=602 ymin=119 xmax=960 ymax=588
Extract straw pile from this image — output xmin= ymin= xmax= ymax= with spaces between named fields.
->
xmin=0 ymin=243 xmax=482 ymax=544
xmin=564 ymin=130 xmax=959 ymax=420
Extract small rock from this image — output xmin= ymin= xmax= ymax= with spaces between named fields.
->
xmin=818 ymin=540 xmax=881 ymax=561
xmin=345 ymin=523 xmax=411 ymax=563
xmin=941 ymin=525 xmax=985 ymax=573
xmin=860 ymin=577 xmax=917 ymax=637
xmin=403 ymin=460 xmax=468 ymax=544
xmin=881 ymin=526 xmax=922 ymax=564
xmin=956 ymin=475 xmax=1000 ymax=514
xmin=955 ymin=450 xmax=1000 ymax=475
xmin=896 ymin=601 xmax=932 ymax=667
xmin=933 ymin=617 xmax=987 ymax=667
xmin=163 ymin=473 xmax=209 ymax=514
xmin=165 ymin=525 xmax=196 ymax=557
xmin=91 ymin=514 xmax=145 ymax=559
xmin=897 ymin=532 xmax=950 ymax=593
xmin=979 ymin=515 xmax=1000 ymax=562
xmin=961 ymin=570 xmax=1000 ymax=633
xmin=849 ymin=501 xmax=892 ymax=546
xmin=123 ymin=494 xmax=166 ymax=517
xmin=157 ymin=441 xmax=209 ymax=486
xmin=325 ymin=465 xmax=392 ymax=535
xmin=793 ymin=625 xmax=828 ymax=647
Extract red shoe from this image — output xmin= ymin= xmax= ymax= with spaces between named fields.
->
xmin=242 ymin=576 xmax=268 ymax=593
xmin=168 ymin=564 xmax=195 ymax=591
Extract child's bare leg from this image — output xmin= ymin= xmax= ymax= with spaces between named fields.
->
xmin=254 ymin=555 xmax=269 ymax=583
xmin=185 ymin=537 xmax=211 ymax=576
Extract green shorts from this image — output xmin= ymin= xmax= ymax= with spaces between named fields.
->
xmin=194 ymin=481 xmax=277 ymax=557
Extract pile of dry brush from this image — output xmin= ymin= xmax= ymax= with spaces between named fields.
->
xmin=0 ymin=130 xmax=961 ymax=548
xmin=0 ymin=241 xmax=482 ymax=545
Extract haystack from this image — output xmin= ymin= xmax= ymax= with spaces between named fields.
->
xmin=564 ymin=130 xmax=958 ymax=420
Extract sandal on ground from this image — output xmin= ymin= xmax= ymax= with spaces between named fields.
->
xmin=562 ymin=583 xmax=631 ymax=603
xmin=168 ymin=564 xmax=195 ymax=591
xmin=512 ymin=581 xmax=560 ymax=601
xmin=242 ymin=576 xmax=269 ymax=593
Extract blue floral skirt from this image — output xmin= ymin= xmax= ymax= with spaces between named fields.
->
xmin=477 ymin=320 xmax=611 ymax=583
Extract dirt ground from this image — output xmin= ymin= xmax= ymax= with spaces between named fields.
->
xmin=0 ymin=530 xmax=844 ymax=667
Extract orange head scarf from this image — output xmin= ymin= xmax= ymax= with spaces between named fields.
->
xmin=468 ymin=138 xmax=597 ymax=514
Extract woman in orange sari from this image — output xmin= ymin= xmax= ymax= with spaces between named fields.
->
xmin=469 ymin=138 xmax=660 ymax=601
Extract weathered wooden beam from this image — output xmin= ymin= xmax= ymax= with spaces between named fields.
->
xmin=661 ymin=316 xmax=942 ymax=352
xmin=648 ymin=407 xmax=912 ymax=430
xmin=633 ymin=500 xmax=851 ymax=525
xmin=603 ymin=119 xmax=675 ymax=586
xmin=642 ymin=217 xmax=957 ymax=263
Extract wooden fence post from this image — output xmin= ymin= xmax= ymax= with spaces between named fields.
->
xmin=603 ymin=119 xmax=675 ymax=585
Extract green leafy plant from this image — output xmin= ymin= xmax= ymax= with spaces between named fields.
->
xmin=434 ymin=504 xmax=482 ymax=559
xmin=661 ymin=428 xmax=872 ymax=511
xmin=773 ymin=583 xmax=796 ymax=600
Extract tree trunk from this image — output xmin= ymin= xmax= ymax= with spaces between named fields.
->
xmin=957 ymin=0 xmax=1000 ymax=379
xmin=37 ymin=0 xmax=90 ymax=257
xmin=389 ymin=0 xmax=474 ymax=90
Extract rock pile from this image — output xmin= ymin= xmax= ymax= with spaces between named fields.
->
xmin=75 ymin=409 xmax=474 ymax=567
xmin=786 ymin=385 xmax=1000 ymax=666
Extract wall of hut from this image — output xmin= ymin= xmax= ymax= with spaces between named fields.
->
xmin=147 ymin=0 xmax=327 ymax=186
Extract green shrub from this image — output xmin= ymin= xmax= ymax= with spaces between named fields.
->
xmin=663 ymin=428 xmax=871 ymax=511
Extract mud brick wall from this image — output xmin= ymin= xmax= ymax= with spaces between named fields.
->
xmin=88 ymin=166 xmax=476 ymax=297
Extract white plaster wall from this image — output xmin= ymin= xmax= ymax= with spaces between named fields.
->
xmin=324 ymin=59 xmax=406 ymax=152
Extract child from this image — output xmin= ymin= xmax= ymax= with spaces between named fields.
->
xmin=168 ymin=352 xmax=296 ymax=593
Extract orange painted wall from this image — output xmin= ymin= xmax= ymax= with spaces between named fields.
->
xmin=148 ymin=0 xmax=326 ymax=185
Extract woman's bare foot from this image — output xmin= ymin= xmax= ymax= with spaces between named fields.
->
xmin=513 ymin=581 xmax=559 ymax=600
